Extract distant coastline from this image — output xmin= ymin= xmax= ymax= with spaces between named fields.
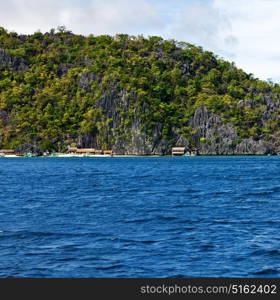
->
xmin=1 ymin=29 xmax=280 ymax=157
xmin=2 ymin=144 xmax=279 ymax=158
xmin=0 ymin=153 xmax=278 ymax=158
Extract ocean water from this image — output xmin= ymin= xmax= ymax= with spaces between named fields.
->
xmin=0 ymin=156 xmax=280 ymax=278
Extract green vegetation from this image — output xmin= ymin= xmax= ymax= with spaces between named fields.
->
xmin=0 ymin=27 xmax=279 ymax=152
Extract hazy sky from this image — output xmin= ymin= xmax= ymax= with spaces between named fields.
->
xmin=1 ymin=0 xmax=280 ymax=81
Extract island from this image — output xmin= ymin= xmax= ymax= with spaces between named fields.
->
xmin=0 ymin=27 xmax=279 ymax=156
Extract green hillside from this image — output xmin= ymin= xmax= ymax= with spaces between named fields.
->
xmin=0 ymin=27 xmax=279 ymax=155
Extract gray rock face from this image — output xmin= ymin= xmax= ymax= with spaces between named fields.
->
xmin=189 ymin=105 xmax=222 ymax=130
xmin=77 ymin=99 xmax=278 ymax=156
xmin=189 ymin=106 xmax=238 ymax=155
xmin=0 ymin=48 xmax=28 ymax=71
xmin=77 ymin=87 xmax=174 ymax=155
xmin=57 ymin=63 xmax=75 ymax=77
xmin=124 ymin=122 xmax=173 ymax=155
xmin=79 ymin=72 xmax=98 ymax=92
xmin=15 ymin=144 xmax=43 ymax=156
xmin=188 ymin=106 xmax=277 ymax=155
xmin=235 ymin=138 xmax=276 ymax=155
xmin=238 ymin=94 xmax=280 ymax=123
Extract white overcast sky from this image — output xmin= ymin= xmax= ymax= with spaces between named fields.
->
xmin=0 ymin=0 xmax=280 ymax=81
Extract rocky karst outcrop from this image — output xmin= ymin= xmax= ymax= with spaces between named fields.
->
xmin=0 ymin=29 xmax=279 ymax=155
xmin=77 ymin=87 xmax=174 ymax=155
xmin=235 ymin=138 xmax=276 ymax=155
xmin=0 ymin=48 xmax=28 ymax=71
xmin=187 ymin=106 xmax=278 ymax=155
xmin=76 ymin=100 xmax=279 ymax=155
xmin=189 ymin=106 xmax=237 ymax=155
xmin=15 ymin=143 xmax=43 ymax=156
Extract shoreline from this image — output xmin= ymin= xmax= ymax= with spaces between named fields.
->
xmin=0 ymin=154 xmax=279 ymax=158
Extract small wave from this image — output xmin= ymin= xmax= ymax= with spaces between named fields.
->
xmin=156 ymin=216 xmax=178 ymax=221
xmin=243 ymin=191 xmax=274 ymax=196
xmin=163 ymin=226 xmax=195 ymax=233
xmin=167 ymin=274 xmax=188 ymax=278
xmin=124 ymin=218 xmax=154 ymax=224
xmin=200 ymin=244 xmax=215 ymax=251
xmin=135 ymin=240 xmax=158 ymax=245
xmin=253 ymin=269 xmax=279 ymax=275
xmin=173 ymin=204 xmax=193 ymax=209
xmin=56 ymin=257 xmax=77 ymax=262
xmin=116 ymin=238 xmax=158 ymax=245
xmin=251 ymin=249 xmax=280 ymax=256
xmin=3 ymin=230 xmax=56 ymax=239
xmin=271 ymin=186 xmax=280 ymax=192
xmin=31 ymin=267 xmax=48 ymax=272
xmin=25 ymin=251 xmax=53 ymax=256
xmin=177 ymin=218 xmax=205 ymax=225
xmin=234 ymin=256 xmax=246 ymax=262
xmin=2 ymin=230 xmax=108 ymax=240
xmin=183 ymin=189 xmax=201 ymax=193
xmin=96 ymin=264 xmax=125 ymax=271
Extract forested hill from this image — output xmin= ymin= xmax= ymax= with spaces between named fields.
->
xmin=0 ymin=27 xmax=279 ymax=155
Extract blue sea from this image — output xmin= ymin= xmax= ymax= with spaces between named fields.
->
xmin=0 ymin=156 xmax=280 ymax=278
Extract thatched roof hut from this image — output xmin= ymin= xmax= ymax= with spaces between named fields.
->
xmin=67 ymin=147 xmax=78 ymax=153
xmin=0 ymin=149 xmax=15 ymax=155
xmin=103 ymin=150 xmax=113 ymax=155
xmin=76 ymin=148 xmax=96 ymax=154
xmin=172 ymin=147 xmax=185 ymax=156
xmin=95 ymin=150 xmax=103 ymax=155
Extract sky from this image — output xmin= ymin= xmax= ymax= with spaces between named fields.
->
xmin=0 ymin=0 xmax=279 ymax=81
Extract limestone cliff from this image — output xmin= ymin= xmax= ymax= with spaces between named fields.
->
xmin=0 ymin=28 xmax=279 ymax=155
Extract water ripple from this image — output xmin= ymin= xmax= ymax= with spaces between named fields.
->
xmin=0 ymin=156 xmax=280 ymax=277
